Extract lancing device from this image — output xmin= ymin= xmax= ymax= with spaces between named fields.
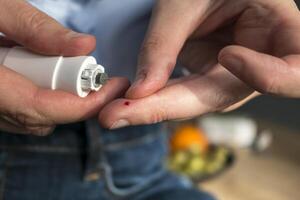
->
xmin=0 ymin=47 xmax=108 ymax=97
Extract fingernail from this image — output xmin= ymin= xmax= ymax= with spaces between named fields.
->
xmin=221 ymin=56 xmax=243 ymax=72
xmin=110 ymin=119 xmax=130 ymax=130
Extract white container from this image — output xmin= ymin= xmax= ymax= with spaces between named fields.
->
xmin=0 ymin=47 xmax=107 ymax=97
xmin=199 ymin=115 xmax=258 ymax=148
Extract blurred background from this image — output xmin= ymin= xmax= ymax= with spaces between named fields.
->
xmin=165 ymin=2 xmax=300 ymax=200
xmin=166 ymin=95 xmax=300 ymax=200
xmin=240 ymin=96 xmax=300 ymax=129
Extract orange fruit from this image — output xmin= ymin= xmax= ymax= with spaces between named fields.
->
xmin=170 ymin=124 xmax=209 ymax=153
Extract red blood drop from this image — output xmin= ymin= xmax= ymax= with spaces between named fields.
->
xmin=124 ymin=101 xmax=130 ymax=106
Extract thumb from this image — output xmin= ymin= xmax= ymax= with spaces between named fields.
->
xmin=219 ymin=45 xmax=300 ymax=97
xmin=0 ymin=0 xmax=95 ymax=56
xmin=126 ymin=0 xmax=211 ymax=99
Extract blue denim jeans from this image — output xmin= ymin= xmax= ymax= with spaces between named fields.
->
xmin=0 ymin=122 xmax=215 ymax=200
xmin=0 ymin=0 xmax=215 ymax=199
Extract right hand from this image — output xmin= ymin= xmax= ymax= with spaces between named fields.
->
xmin=0 ymin=0 xmax=129 ymax=136
xmin=99 ymin=0 xmax=300 ymax=129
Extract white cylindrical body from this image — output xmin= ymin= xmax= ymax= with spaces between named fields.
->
xmin=0 ymin=47 xmax=106 ymax=97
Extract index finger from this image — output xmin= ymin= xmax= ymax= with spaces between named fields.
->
xmin=0 ymin=0 xmax=95 ymax=56
xmin=33 ymin=77 xmax=130 ymax=124
xmin=126 ymin=0 xmax=213 ymax=99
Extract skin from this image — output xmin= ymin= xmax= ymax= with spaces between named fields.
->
xmin=99 ymin=0 xmax=300 ymax=129
xmin=0 ymin=0 xmax=129 ymax=135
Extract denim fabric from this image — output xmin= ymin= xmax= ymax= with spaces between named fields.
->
xmin=0 ymin=0 xmax=215 ymax=199
xmin=0 ymin=124 xmax=215 ymax=200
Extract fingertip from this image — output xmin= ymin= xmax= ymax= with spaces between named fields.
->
xmin=125 ymin=84 xmax=151 ymax=99
xmin=94 ymin=77 xmax=130 ymax=100
xmin=98 ymin=98 xmax=130 ymax=129
xmin=218 ymin=45 xmax=252 ymax=76
xmin=76 ymin=77 xmax=130 ymax=116
xmin=100 ymin=88 xmax=169 ymax=129
xmin=40 ymin=77 xmax=130 ymax=124
xmin=25 ymin=31 xmax=97 ymax=56
xmin=63 ymin=33 xmax=96 ymax=56
xmin=218 ymin=45 xmax=242 ymax=61
xmin=99 ymin=96 xmax=156 ymax=129
xmin=111 ymin=77 xmax=131 ymax=91
xmin=125 ymin=85 xmax=153 ymax=99
xmin=107 ymin=76 xmax=130 ymax=86
xmin=130 ymin=49 xmax=176 ymax=98
xmin=126 ymin=77 xmax=167 ymax=99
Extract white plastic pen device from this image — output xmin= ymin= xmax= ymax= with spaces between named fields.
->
xmin=0 ymin=47 xmax=108 ymax=97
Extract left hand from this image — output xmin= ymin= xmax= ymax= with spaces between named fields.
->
xmin=0 ymin=0 xmax=129 ymax=135
xmin=98 ymin=0 xmax=299 ymax=129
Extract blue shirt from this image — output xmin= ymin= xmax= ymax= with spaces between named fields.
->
xmin=28 ymin=0 xmax=155 ymax=80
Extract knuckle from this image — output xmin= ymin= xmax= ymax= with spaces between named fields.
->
xmin=27 ymin=126 xmax=55 ymax=137
xmin=210 ymin=91 xmax=231 ymax=112
xmin=21 ymin=9 xmax=48 ymax=31
xmin=11 ymin=109 xmax=52 ymax=132
xmin=139 ymin=33 xmax=165 ymax=58
xmin=258 ymin=77 xmax=277 ymax=94
xmin=148 ymin=107 xmax=168 ymax=124
xmin=253 ymin=57 xmax=284 ymax=95
xmin=13 ymin=111 xmax=39 ymax=128
xmin=149 ymin=113 xmax=164 ymax=124
xmin=6 ymin=109 xmax=55 ymax=136
xmin=18 ymin=9 xmax=49 ymax=43
xmin=200 ymin=82 xmax=239 ymax=113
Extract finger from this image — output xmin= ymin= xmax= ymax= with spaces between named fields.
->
xmin=126 ymin=0 xmax=213 ymax=99
xmin=0 ymin=66 xmax=130 ymax=126
xmin=0 ymin=118 xmax=55 ymax=136
xmin=0 ymin=0 xmax=95 ymax=56
xmin=219 ymin=45 xmax=300 ymax=97
xmin=99 ymin=67 xmax=253 ymax=129
xmin=33 ymin=77 xmax=130 ymax=124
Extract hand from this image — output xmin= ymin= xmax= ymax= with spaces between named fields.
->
xmin=0 ymin=0 xmax=129 ymax=135
xmin=98 ymin=0 xmax=299 ymax=129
